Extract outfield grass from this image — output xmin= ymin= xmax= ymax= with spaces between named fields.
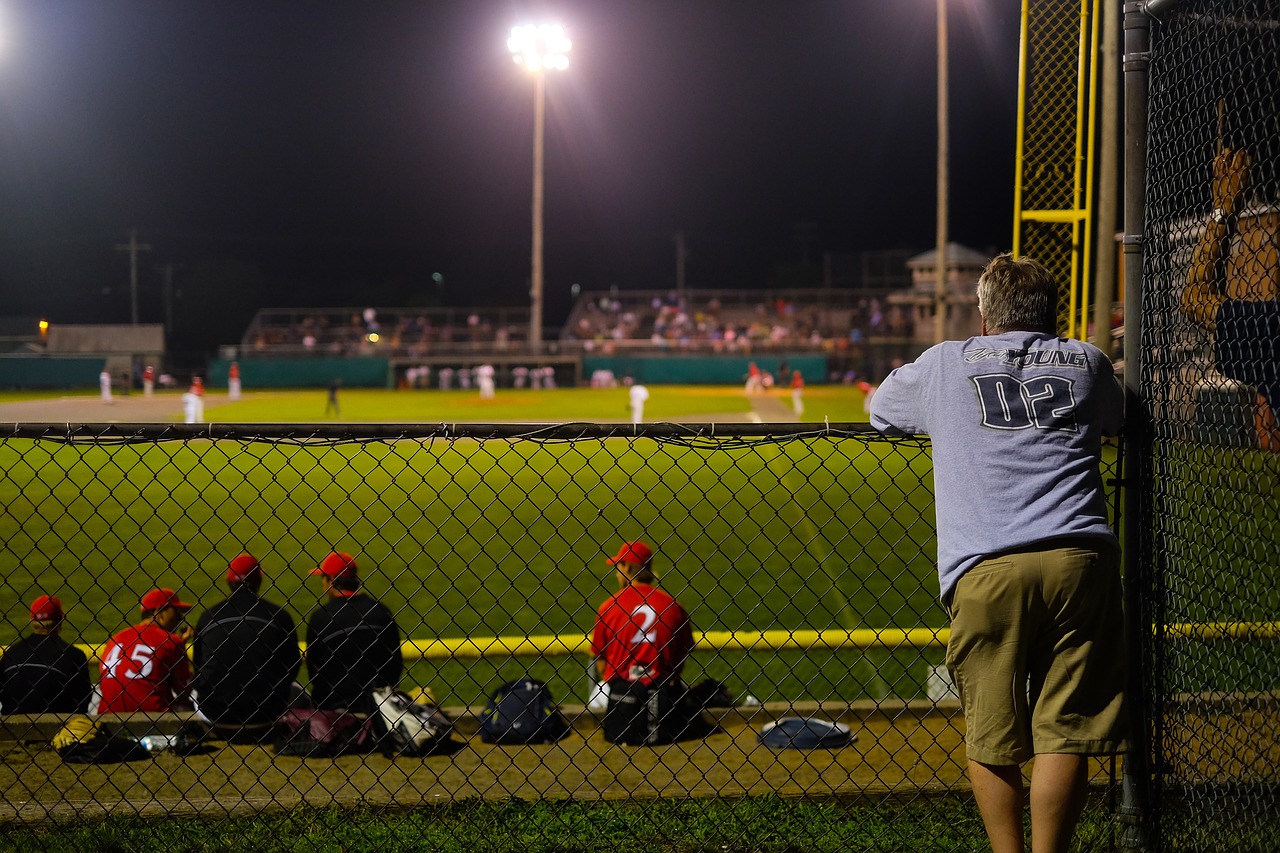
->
xmin=193 ymin=383 xmax=874 ymax=424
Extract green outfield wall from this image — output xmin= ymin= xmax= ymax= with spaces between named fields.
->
xmin=0 ymin=356 xmax=106 ymax=389
xmin=207 ymin=354 xmax=828 ymax=387
xmin=581 ymin=353 xmax=828 ymax=385
xmin=207 ymin=357 xmax=392 ymax=388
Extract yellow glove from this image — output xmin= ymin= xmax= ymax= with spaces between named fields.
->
xmin=51 ymin=715 xmax=101 ymax=750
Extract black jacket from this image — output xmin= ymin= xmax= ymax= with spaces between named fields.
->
xmin=192 ymin=587 xmax=301 ymax=725
xmin=0 ymin=633 xmax=92 ymax=714
xmin=305 ymin=593 xmax=402 ymax=714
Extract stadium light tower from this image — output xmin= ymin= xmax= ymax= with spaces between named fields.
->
xmin=507 ymin=24 xmax=571 ymax=354
xmin=935 ymin=0 xmax=949 ymax=344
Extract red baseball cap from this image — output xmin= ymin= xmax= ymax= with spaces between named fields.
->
xmin=227 ymin=553 xmax=262 ymax=584
xmin=29 ymin=594 xmax=63 ymax=622
xmin=608 ymin=540 xmax=653 ymax=566
xmin=140 ymin=588 xmax=193 ymax=615
xmin=311 ymin=552 xmax=359 ymax=587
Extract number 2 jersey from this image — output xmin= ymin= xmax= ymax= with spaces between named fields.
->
xmin=869 ymin=330 xmax=1124 ymax=603
xmin=97 ymin=623 xmax=192 ymax=713
xmin=592 ymin=583 xmax=694 ymax=685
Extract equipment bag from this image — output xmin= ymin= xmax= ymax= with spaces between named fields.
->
xmin=602 ymin=678 xmax=716 ymax=746
xmin=478 ymin=678 xmax=572 ymax=745
xmin=273 ymin=708 xmax=377 ymax=758
xmin=757 ymin=716 xmax=855 ymax=750
xmin=371 ymin=686 xmax=456 ymax=756
xmin=53 ymin=715 xmax=151 ymax=764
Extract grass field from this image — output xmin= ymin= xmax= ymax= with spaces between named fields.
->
xmin=0 ymin=384 xmax=952 ymax=708
xmin=194 ymin=382 xmax=876 ymax=424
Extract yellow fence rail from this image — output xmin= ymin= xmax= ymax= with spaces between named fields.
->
xmin=48 ymin=622 xmax=1279 ymax=665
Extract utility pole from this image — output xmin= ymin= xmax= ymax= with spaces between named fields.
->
xmin=674 ymin=231 xmax=688 ymax=293
xmin=157 ymin=262 xmax=180 ymax=340
xmin=115 ymin=229 xmax=152 ymax=325
xmin=934 ymin=0 xmax=950 ymax=344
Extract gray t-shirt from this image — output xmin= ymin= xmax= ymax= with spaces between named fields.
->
xmin=869 ymin=331 xmax=1123 ymax=602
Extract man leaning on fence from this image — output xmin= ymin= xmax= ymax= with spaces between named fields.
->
xmin=0 ymin=595 xmax=92 ymax=715
xmin=192 ymin=553 xmax=302 ymax=738
xmin=869 ymin=253 xmax=1127 ymax=853
xmin=305 ymin=551 xmax=402 ymax=715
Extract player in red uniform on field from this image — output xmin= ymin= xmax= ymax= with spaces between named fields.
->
xmin=97 ymin=588 xmax=195 ymax=713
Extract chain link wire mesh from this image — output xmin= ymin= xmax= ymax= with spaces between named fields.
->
xmin=1141 ymin=1 xmax=1280 ymax=849
xmin=0 ymin=422 xmax=1124 ymax=851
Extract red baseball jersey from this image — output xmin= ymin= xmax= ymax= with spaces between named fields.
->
xmin=97 ymin=623 xmax=192 ymax=713
xmin=592 ymin=584 xmax=693 ymax=685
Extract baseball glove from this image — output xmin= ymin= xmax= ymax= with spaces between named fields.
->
xmin=51 ymin=715 xmax=102 ymax=750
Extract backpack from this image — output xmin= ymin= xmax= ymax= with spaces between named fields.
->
xmin=273 ymin=708 xmax=377 ymax=758
xmin=371 ymin=687 xmax=456 ymax=756
xmin=478 ymin=678 xmax=572 ymax=745
xmin=602 ymin=678 xmax=717 ymax=746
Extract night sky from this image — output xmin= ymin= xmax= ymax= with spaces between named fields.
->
xmin=0 ymin=1 xmax=1022 ymax=354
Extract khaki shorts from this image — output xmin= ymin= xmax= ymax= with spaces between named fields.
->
xmin=947 ymin=538 xmax=1128 ymax=765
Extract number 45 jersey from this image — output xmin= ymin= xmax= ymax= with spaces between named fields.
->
xmin=869 ymin=331 xmax=1124 ymax=604
xmin=98 ymin=623 xmax=192 ymax=713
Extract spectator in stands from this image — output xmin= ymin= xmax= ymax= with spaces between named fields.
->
xmin=1181 ymin=146 xmax=1280 ymax=450
xmin=98 ymin=588 xmax=196 ymax=713
xmin=592 ymin=540 xmax=713 ymax=744
xmin=305 ymin=551 xmax=402 ymax=715
xmin=0 ymin=595 xmax=92 ymax=714
xmin=192 ymin=554 xmax=302 ymax=735
xmin=869 ymin=253 xmax=1126 ymax=853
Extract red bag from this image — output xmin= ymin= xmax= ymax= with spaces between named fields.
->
xmin=273 ymin=709 xmax=378 ymax=758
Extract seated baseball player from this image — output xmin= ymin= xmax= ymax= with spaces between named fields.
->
xmin=591 ymin=540 xmax=715 ymax=745
xmin=305 ymin=551 xmax=403 ymax=716
xmin=98 ymin=588 xmax=196 ymax=714
xmin=192 ymin=554 xmax=302 ymax=738
xmin=0 ymin=595 xmax=93 ymax=715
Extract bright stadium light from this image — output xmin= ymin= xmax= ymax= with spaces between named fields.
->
xmin=507 ymin=23 xmax=572 ymax=353
xmin=507 ymin=24 xmax=571 ymax=72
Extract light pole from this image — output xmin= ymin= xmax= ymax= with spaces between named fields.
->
xmin=507 ymin=24 xmax=571 ymax=354
xmin=935 ymin=0 xmax=949 ymax=344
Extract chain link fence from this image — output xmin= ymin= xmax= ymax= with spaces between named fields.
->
xmin=0 ymin=422 xmax=1124 ymax=851
xmin=1136 ymin=0 xmax=1280 ymax=849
